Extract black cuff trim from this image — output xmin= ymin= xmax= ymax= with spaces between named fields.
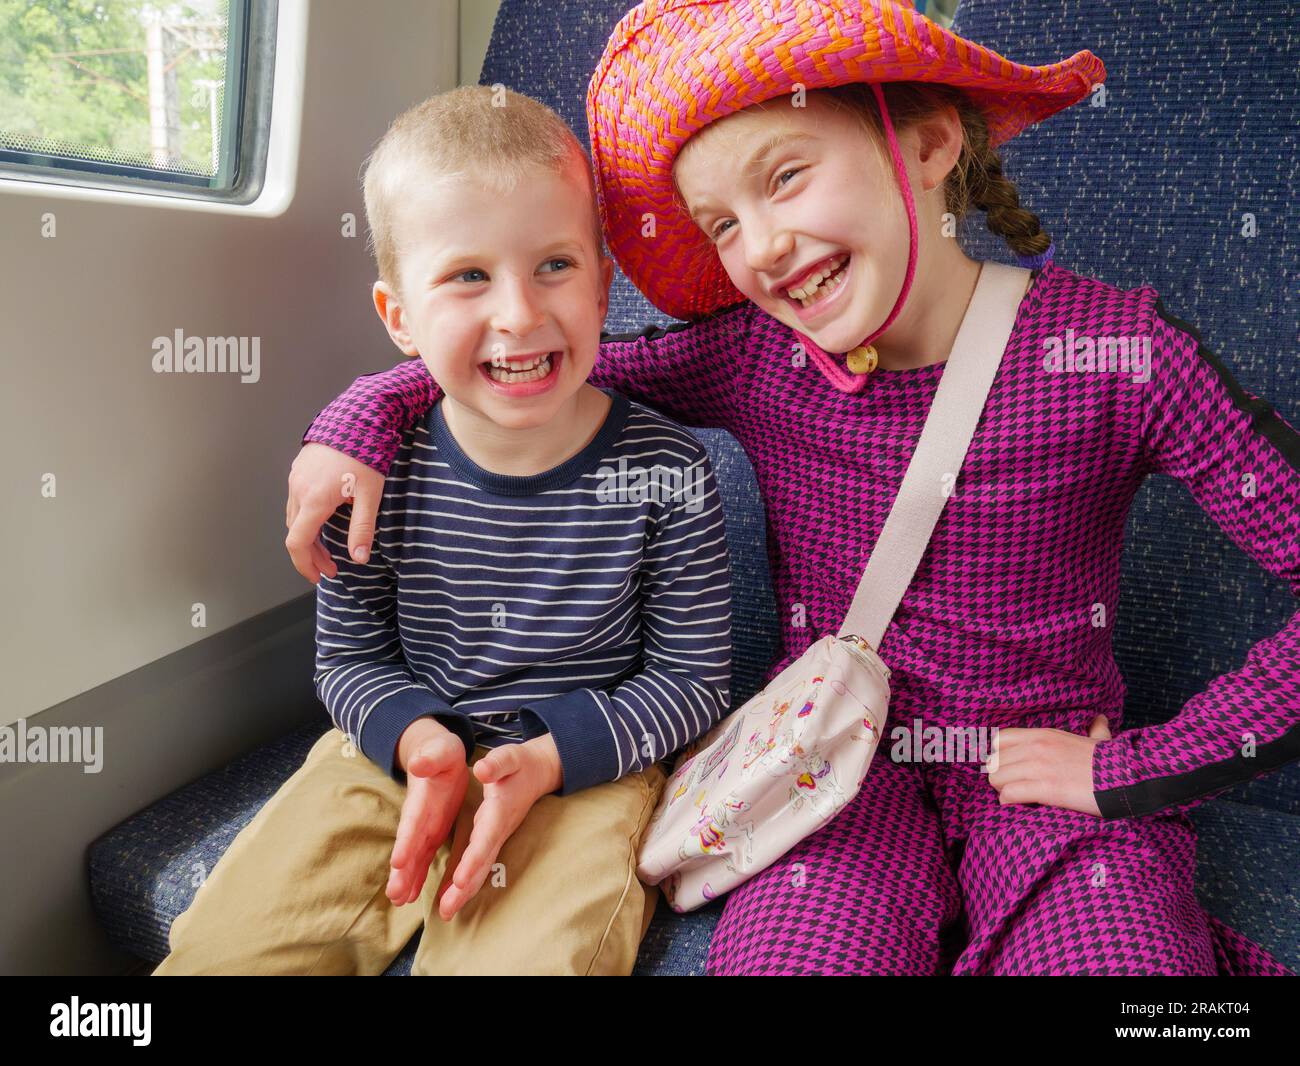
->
xmin=1094 ymin=720 xmax=1300 ymax=818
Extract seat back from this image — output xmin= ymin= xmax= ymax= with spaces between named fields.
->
xmin=951 ymin=0 xmax=1299 ymax=812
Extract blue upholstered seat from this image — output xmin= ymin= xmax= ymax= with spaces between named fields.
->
xmin=88 ymin=0 xmax=1298 ymax=975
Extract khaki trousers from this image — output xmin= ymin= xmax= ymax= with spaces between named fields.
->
xmin=153 ymin=727 xmax=668 ymax=975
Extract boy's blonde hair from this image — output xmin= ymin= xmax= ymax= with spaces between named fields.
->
xmin=362 ymin=84 xmax=606 ymax=296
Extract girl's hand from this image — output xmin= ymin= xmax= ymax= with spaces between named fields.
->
xmin=986 ymin=715 xmax=1113 ymax=816
xmin=284 ymin=443 xmax=385 ymax=583
xmin=433 ymin=736 xmax=564 ymax=921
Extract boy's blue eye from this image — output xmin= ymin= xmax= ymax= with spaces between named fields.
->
xmin=453 ymin=260 xmax=572 ymax=282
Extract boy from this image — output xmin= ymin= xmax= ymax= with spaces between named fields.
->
xmin=154 ymin=86 xmax=733 ymax=976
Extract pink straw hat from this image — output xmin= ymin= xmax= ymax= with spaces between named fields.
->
xmin=586 ymin=0 xmax=1104 ymax=388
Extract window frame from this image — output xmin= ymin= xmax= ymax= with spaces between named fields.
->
xmin=0 ymin=0 xmax=279 ymax=207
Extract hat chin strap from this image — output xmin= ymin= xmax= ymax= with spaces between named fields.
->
xmin=796 ymin=82 xmax=919 ymax=394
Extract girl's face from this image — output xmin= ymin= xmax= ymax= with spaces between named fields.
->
xmin=672 ymin=93 xmax=917 ymax=355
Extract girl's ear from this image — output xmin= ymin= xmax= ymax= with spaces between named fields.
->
xmin=372 ymin=280 xmax=420 ymax=357
xmin=913 ymin=102 xmax=965 ymax=193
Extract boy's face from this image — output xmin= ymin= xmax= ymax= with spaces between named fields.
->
xmin=373 ymin=162 xmax=613 ymax=431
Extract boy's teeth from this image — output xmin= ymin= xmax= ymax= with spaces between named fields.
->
xmin=787 ymin=255 xmax=848 ymax=302
xmin=487 ymin=352 xmax=554 ymax=383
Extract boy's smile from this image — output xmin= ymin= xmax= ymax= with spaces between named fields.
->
xmin=478 ymin=348 xmax=564 ymax=395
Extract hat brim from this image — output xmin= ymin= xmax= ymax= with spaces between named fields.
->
xmin=586 ymin=0 xmax=1105 ymax=321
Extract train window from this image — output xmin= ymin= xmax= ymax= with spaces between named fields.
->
xmin=919 ymin=0 xmax=957 ymax=27
xmin=0 ymin=0 xmax=276 ymax=204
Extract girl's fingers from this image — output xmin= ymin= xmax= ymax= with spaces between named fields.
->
xmin=311 ymin=539 xmax=337 ymax=581
xmin=347 ymin=475 xmax=384 ymax=565
xmin=285 ymin=500 xmax=332 ymax=583
xmin=997 ymin=780 xmax=1040 ymax=806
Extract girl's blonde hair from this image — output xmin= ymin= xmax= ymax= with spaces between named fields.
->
xmin=817 ymin=81 xmax=1052 ymax=260
xmin=362 ymin=85 xmax=605 ymax=296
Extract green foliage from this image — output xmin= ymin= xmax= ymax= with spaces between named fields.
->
xmin=0 ymin=0 xmax=230 ymax=175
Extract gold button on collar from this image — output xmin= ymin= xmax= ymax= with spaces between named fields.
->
xmin=846 ymin=345 xmax=878 ymax=374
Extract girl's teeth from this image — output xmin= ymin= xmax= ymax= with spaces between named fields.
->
xmin=787 ymin=256 xmax=848 ymax=301
xmin=795 ymin=261 xmax=848 ymax=307
xmin=487 ymin=353 xmax=554 ymax=383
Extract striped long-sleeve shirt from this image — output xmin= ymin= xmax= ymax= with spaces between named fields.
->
xmin=313 ymin=387 xmax=732 ymax=795
xmin=304 ymin=262 xmax=1300 ymax=820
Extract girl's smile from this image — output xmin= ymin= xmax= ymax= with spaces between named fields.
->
xmin=781 ymin=252 xmax=853 ymax=323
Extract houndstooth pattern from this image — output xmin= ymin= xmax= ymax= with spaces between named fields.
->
xmin=302 ymin=262 xmax=1298 ymax=974
xmin=707 ymin=720 xmax=1292 ymax=974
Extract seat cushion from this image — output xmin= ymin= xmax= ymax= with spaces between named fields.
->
xmin=90 ymin=721 xmax=1299 ymax=975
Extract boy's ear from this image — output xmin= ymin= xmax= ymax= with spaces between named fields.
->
xmin=372 ymin=280 xmax=420 ymax=357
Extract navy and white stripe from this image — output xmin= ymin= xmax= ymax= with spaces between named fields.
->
xmin=314 ymin=388 xmax=732 ymax=795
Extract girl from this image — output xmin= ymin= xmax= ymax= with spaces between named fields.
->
xmin=285 ymin=0 xmax=1298 ymax=974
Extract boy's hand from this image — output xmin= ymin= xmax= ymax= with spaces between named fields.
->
xmin=388 ymin=718 xmax=469 ymax=906
xmin=434 ymin=735 xmax=563 ymax=921
xmin=986 ymin=715 xmax=1112 ymax=817
xmin=285 ymin=443 xmax=385 ymax=584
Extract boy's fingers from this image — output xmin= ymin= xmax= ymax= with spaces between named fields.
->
xmin=404 ymin=836 xmax=442 ymax=905
xmin=474 ymin=744 xmax=521 ymax=784
xmin=391 ymin=782 xmax=436 ymax=871
xmin=405 ymin=733 xmax=464 ymax=779
xmin=454 ymin=798 xmax=513 ymax=893
xmin=390 ymin=825 xmax=440 ymax=905
xmin=386 ymin=864 xmax=410 ymax=903
xmin=435 ymin=813 xmax=475 ymax=916
xmin=1088 ymin=714 xmax=1112 ymax=740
